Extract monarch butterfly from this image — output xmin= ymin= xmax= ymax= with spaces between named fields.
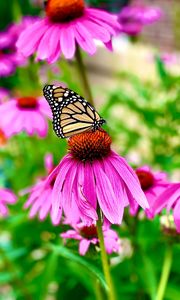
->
xmin=43 ymin=85 xmax=106 ymax=138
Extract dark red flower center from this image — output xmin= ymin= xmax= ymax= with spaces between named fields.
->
xmin=80 ymin=225 xmax=98 ymax=239
xmin=136 ymin=170 xmax=154 ymax=190
xmin=45 ymin=0 xmax=85 ymax=23
xmin=17 ymin=97 xmax=38 ymax=109
xmin=0 ymin=129 xmax=7 ymax=146
xmin=68 ymin=129 xmax=112 ymax=162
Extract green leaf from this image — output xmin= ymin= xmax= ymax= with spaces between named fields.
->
xmin=48 ymin=244 xmax=107 ymax=291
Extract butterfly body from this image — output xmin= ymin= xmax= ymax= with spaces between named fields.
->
xmin=43 ymin=85 xmax=105 ymax=138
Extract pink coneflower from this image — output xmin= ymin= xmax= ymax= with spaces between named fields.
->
xmin=61 ymin=223 xmax=120 ymax=255
xmin=0 ymin=96 xmax=51 ymax=138
xmin=0 ymin=17 xmax=36 ymax=77
xmin=23 ymin=154 xmax=62 ymax=225
xmin=16 ymin=0 xmax=120 ymax=63
xmin=152 ymin=183 xmax=180 ymax=234
xmin=129 ymin=166 xmax=169 ymax=217
xmin=0 ymin=188 xmax=17 ymax=217
xmin=117 ymin=3 xmax=162 ymax=36
xmin=0 ymin=88 xmax=9 ymax=103
xmin=44 ymin=129 xmax=148 ymax=225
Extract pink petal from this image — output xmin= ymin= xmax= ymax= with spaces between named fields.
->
xmin=62 ymin=162 xmax=78 ymax=217
xmin=74 ymin=22 xmax=96 ymax=55
xmin=83 ymin=162 xmax=97 ymax=209
xmin=0 ymin=189 xmax=16 ymax=204
xmin=109 ymin=154 xmax=148 ymax=209
xmin=0 ymin=202 xmax=8 ymax=216
xmin=29 ymin=190 xmax=49 ymax=218
xmin=44 ymin=153 xmax=54 ymax=173
xmin=104 ymin=40 xmax=113 ymax=51
xmin=60 ymin=25 xmax=75 ymax=59
xmin=51 ymin=157 xmax=73 ymax=222
xmin=16 ymin=19 xmax=48 ymax=56
xmin=75 ymin=164 xmax=98 ymax=224
xmin=173 ymin=200 xmax=180 ymax=233
xmin=79 ymin=239 xmax=91 ymax=255
xmin=39 ymin=189 xmax=52 ymax=220
xmin=86 ymin=8 xmax=120 ymax=29
xmin=36 ymin=24 xmax=56 ymax=60
xmin=103 ymin=159 xmax=127 ymax=207
xmin=82 ymin=19 xmax=111 ymax=42
xmin=153 ymin=184 xmax=180 ymax=214
xmin=93 ymin=160 xmax=123 ymax=224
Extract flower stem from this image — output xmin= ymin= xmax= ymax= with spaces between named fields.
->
xmin=97 ymin=215 xmax=116 ymax=300
xmin=156 ymin=245 xmax=173 ymax=300
xmin=75 ymin=45 xmax=94 ymax=106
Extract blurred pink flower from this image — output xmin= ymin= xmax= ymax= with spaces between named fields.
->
xmin=152 ymin=183 xmax=180 ymax=233
xmin=130 ymin=166 xmax=169 ymax=217
xmin=61 ymin=223 xmax=120 ymax=255
xmin=0 ymin=128 xmax=8 ymax=146
xmin=0 ymin=188 xmax=17 ymax=217
xmin=45 ymin=129 xmax=148 ymax=225
xmin=118 ymin=4 xmax=162 ymax=36
xmin=0 ymin=88 xmax=9 ymax=103
xmin=0 ymin=17 xmax=37 ymax=77
xmin=23 ymin=154 xmax=61 ymax=225
xmin=16 ymin=0 xmax=120 ymax=63
xmin=0 ymin=96 xmax=51 ymax=138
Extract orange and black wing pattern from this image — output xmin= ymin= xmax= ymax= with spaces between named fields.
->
xmin=43 ymin=85 xmax=105 ymax=138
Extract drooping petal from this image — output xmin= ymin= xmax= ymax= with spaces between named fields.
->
xmin=39 ymin=189 xmax=52 ymax=220
xmin=60 ymin=25 xmax=75 ymax=59
xmin=51 ymin=157 xmax=73 ymax=221
xmin=36 ymin=25 xmax=56 ymax=60
xmin=79 ymin=239 xmax=91 ymax=255
xmin=86 ymin=8 xmax=120 ymax=29
xmin=82 ymin=162 xmax=97 ymax=209
xmin=29 ymin=189 xmax=49 ymax=218
xmin=74 ymin=21 xmax=96 ymax=55
xmin=81 ymin=19 xmax=111 ymax=43
xmin=152 ymin=184 xmax=180 ymax=214
xmin=93 ymin=160 xmax=123 ymax=224
xmin=109 ymin=154 xmax=148 ymax=209
xmin=16 ymin=19 xmax=48 ymax=56
xmin=0 ymin=189 xmax=17 ymax=204
xmin=73 ymin=165 xmax=98 ymax=224
xmin=173 ymin=200 xmax=180 ymax=233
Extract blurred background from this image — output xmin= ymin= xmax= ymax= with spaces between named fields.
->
xmin=0 ymin=1 xmax=180 ymax=300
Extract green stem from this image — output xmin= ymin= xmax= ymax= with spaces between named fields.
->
xmin=94 ymin=279 xmax=105 ymax=300
xmin=97 ymin=214 xmax=116 ymax=300
xmin=75 ymin=45 xmax=94 ymax=106
xmin=156 ymin=245 xmax=173 ymax=300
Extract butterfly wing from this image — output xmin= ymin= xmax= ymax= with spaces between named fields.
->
xmin=43 ymin=85 xmax=105 ymax=138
